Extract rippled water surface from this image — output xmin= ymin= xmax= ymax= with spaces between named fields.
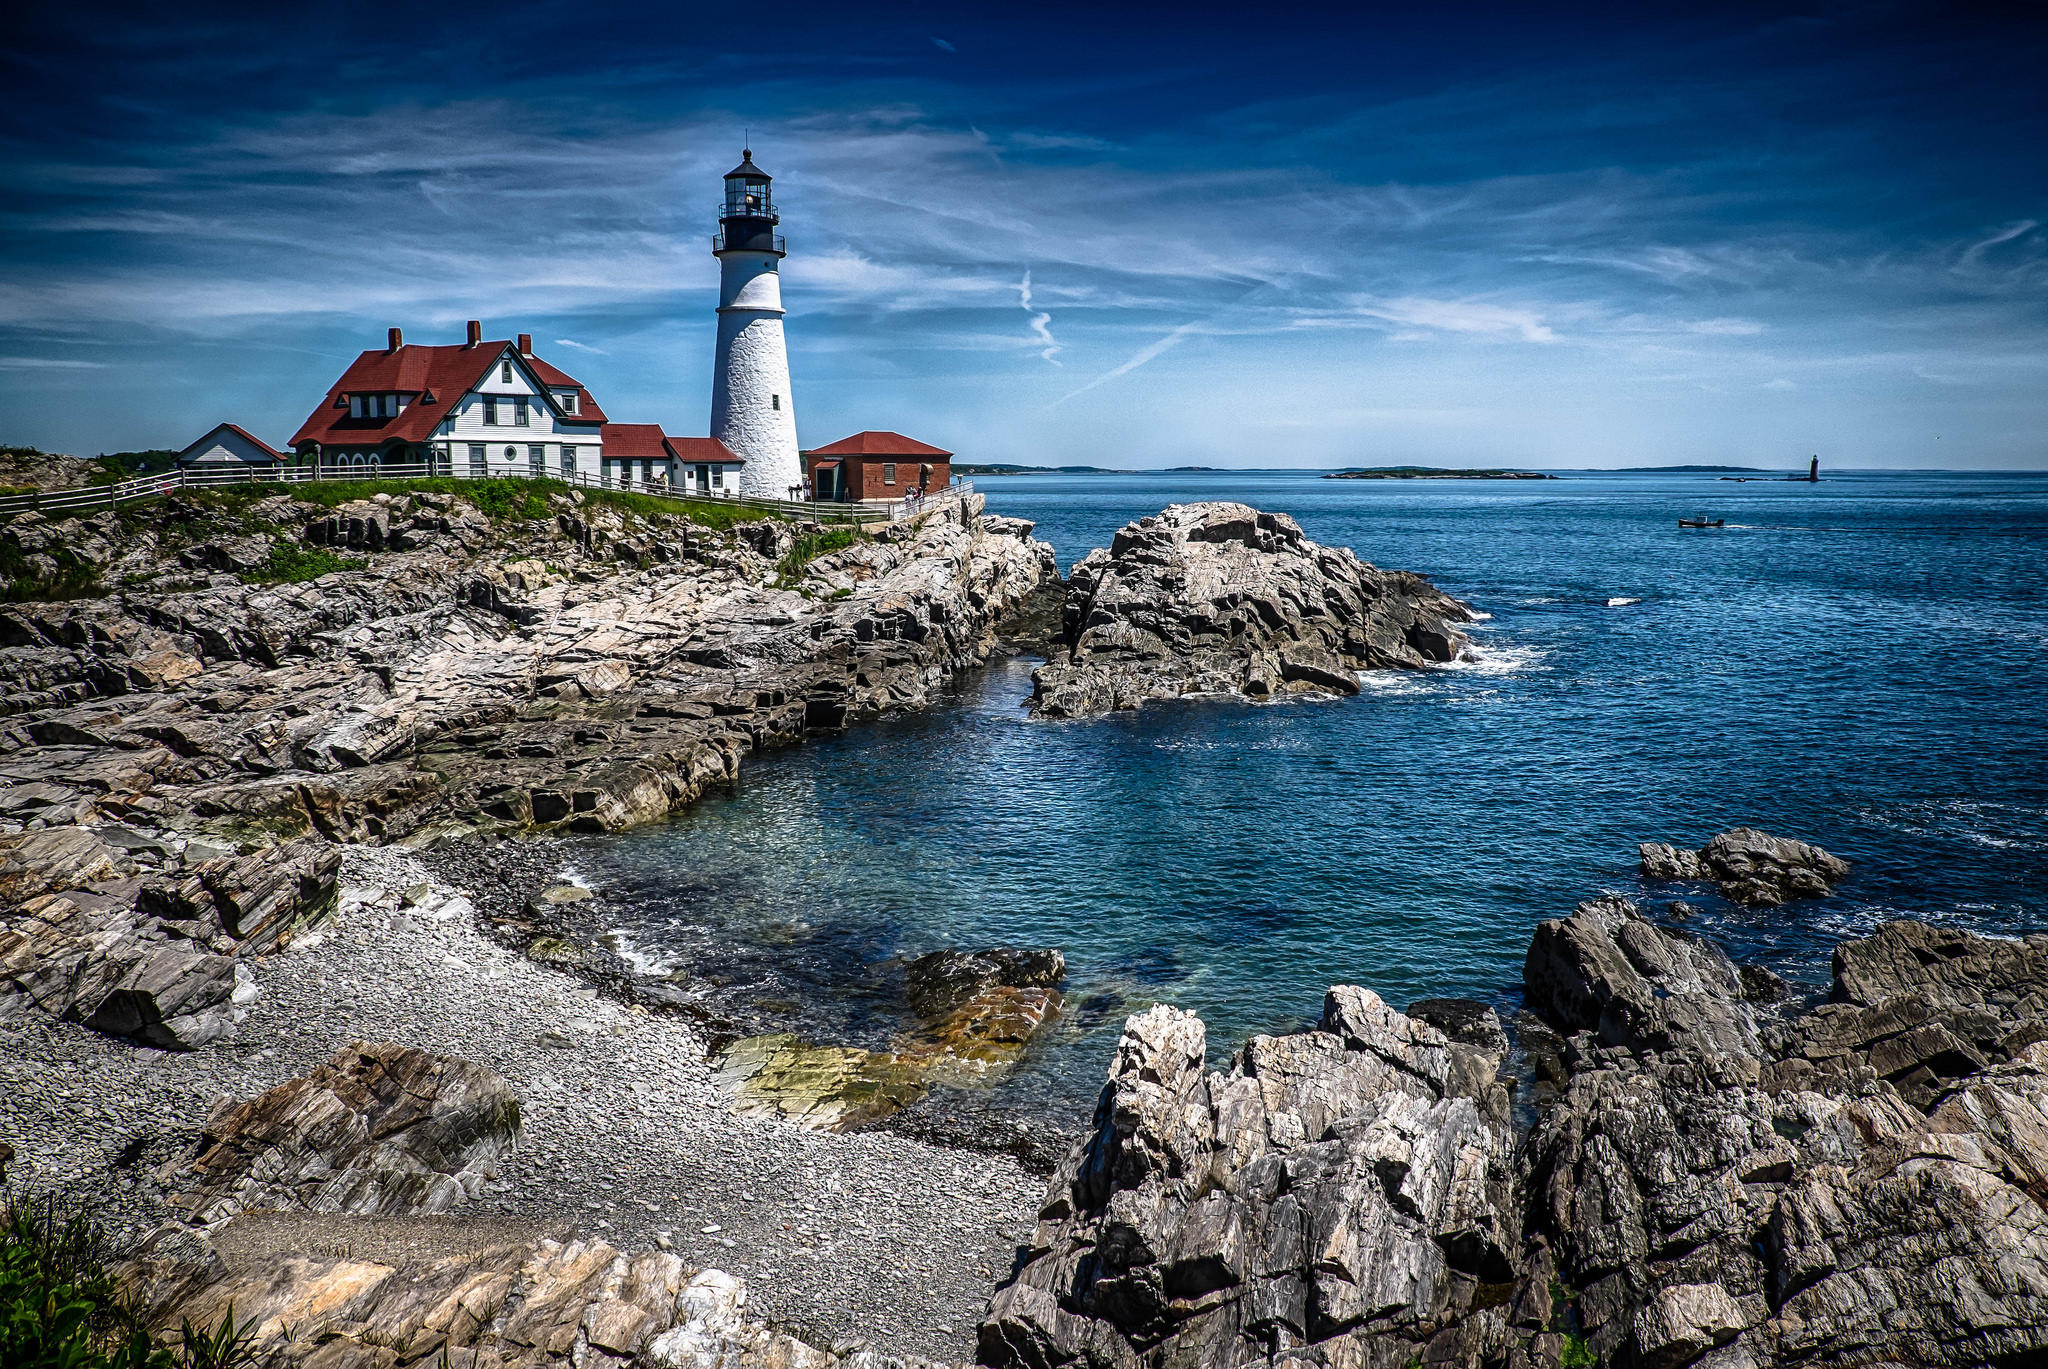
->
xmin=569 ymin=469 xmax=2048 ymax=1118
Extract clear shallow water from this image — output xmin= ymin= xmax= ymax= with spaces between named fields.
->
xmin=569 ymin=469 xmax=2048 ymax=1119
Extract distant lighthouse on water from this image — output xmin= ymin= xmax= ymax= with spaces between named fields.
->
xmin=710 ymin=149 xmax=803 ymax=499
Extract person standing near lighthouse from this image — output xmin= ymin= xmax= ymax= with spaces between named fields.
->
xmin=710 ymin=149 xmax=803 ymax=499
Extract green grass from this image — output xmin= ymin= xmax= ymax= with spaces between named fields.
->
xmin=0 ymin=536 xmax=103 ymax=602
xmin=1560 ymin=1332 xmax=1597 ymax=1367
xmin=0 ymin=1189 xmax=256 ymax=1369
xmin=775 ymin=525 xmax=866 ymax=587
xmin=241 ymin=543 xmax=365 ymax=585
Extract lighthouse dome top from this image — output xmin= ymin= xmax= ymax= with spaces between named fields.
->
xmin=724 ymin=149 xmax=771 ymax=181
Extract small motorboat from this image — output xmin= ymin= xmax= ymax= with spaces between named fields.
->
xmin=1677 ymin=517 xmax=1725 ymax=528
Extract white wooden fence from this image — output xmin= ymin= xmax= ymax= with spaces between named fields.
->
xmin=0 ymin=463 xmax=976 ymax=525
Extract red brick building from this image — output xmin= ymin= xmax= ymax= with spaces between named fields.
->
xmin=803 ymin=431 xmax=952 ymax=503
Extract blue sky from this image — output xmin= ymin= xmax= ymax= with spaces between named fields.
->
xmin=2 ymin=2 xmax=2043 ymax=468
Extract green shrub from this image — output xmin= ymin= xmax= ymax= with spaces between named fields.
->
xmin=0 ymin=1191 xmax=256 ymax=1369
xmin=0 ymin=537 xmax=103 ymax=602
xmin=1560 ymin=1332 xmax=1597 ymax=1367
xmin=774 ymin=526 xmax=865 ymax=587
xmin=242 ymin=543 xmax=364 ymax=585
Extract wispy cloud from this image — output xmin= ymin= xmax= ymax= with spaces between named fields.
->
xmin=0 ymin=356 xmax=108 ymax=370
xmin=1018 ymin=269 xmax=1060 ymax=364
xmin=1350 ymin=296 xmax=1558 ymax=343
xmin=1056 ymin=321 xmax=1201 ymax=404
xmin=554 ymin=338 xmax=609 ymax=355
xmin=931 ymin=37 xmax=955 ymax=53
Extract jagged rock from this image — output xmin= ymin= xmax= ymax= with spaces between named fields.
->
xmin=0 ymin=831 xmax=335 ymax=1047
xmin=120 ymin=1227 xmax=840 ymax=1369
xmin=1638 ymin=828 xmax=1850 ymax=906
xmin=1768 ymin=920 xmax=2048 ymax=1106
xmin=1523 ymin=896 xmax=2048 ymax=1368
xmin=1524 ymin=894 xmax=1766 ymax=1074
xmin=980 ymin=990 xmax=1524 ymax=1369
xmin=1029 ymin=503 xmax=1473 ymax=717
xmin=159 ymin=1040 xmax=521 ymax=1226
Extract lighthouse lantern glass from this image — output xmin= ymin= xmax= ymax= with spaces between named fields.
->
xmin=725 ymin=176 xmax=773 ymax=218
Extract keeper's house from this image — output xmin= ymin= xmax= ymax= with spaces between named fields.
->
xmin=288 ymin=322 xmax=743 ymax=493
xmin=802 ymin=431 xmax=952 ymax=504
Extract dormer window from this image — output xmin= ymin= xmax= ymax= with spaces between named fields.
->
xmin=500 ymin=360 xmax=513 ymax=383
xmin=558 ymin=390 xmax=579 ymax=414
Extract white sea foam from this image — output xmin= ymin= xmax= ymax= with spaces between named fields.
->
xmin=1606 ymin=597 xmax=1642 ymax=607
xmin=1467 ymin=611 xmax=1495 ymax=622
xmin=1439 ymin=641 xmax=1553 ymax=675
xmin=605 ymin=931 xmax=678 ymax=977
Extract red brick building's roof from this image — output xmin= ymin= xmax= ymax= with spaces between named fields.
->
xmin=805 ymin=431 xmax=952 ymax=458
xmin=290 ymin=335 xmax=606 ymax=450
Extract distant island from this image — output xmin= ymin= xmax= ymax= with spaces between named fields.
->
xmin=1324 ymin=466 xmax=1557 ymax=481
xmin=1164 ymin=465 xmax=1220 ymax=472
xmin=955 ymin=462 xmax=1123 ymax=475
xmin=1623 ymin=464 xmax=1770 ymax=473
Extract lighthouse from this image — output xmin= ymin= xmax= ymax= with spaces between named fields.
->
xmin=710 ymin=149 xmax=803 ymax=499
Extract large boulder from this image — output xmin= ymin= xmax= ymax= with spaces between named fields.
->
xmin=1030 ymin=503 xmax=1473 ymax=717
xmin=158 ymin=1041 xmax=522 ymax=1226
xmin=1639 ymin=828 xmax=1849 ymax=906
xmin=979 ymin=990 xmax=1524 ymax=1369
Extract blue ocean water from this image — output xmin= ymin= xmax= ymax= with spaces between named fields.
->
xmin=570 ymin=469 xmax=2048 ymax=1118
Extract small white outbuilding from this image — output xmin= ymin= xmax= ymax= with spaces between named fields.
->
xmin=176 ymin=423 xmax=288 ymax=468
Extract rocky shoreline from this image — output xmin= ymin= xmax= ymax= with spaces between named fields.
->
xmin=7 ymin=491 xmax=2047 ymax=1368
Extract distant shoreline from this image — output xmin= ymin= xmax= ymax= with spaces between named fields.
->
xmin=1324 ymin=467 xmax=1556 ymax=481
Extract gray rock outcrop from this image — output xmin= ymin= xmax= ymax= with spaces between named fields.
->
xmin=0 ymin=827 xmax=337 ymax=1047
xmin=158 ymin=1040 xmax=521 ymax=1226
xmin=1522 ymin=896 xmax=2048 ymax=1367
xmin=980 ymin=989 xmax=1523 ymax=1369
xmin=1030 ymin=503 xmax=1473 ymax=718
xmin=1 ymin=490 xmax=1054 ymax=846
xmin=123 ymin=1228 xmax=860 ymax=1369
xmin=1638 ymin=828 xmax=1849 ymax=906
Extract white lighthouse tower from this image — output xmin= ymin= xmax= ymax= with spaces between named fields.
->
xmin=710 ymin=150 xmax=802 ymax=499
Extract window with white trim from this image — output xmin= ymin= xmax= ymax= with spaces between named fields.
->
xmin=501 ymin=360 xmax=513 ymax=383
xmin=882 ymin=463 xmax=896 ymax=485
xmin=513 ymin=396 xmax=530 ymax=427
xmin=469 ymin=444 xmax=485 ymax=475
xmin=483 ymin=396 xmax=499 ymax=425
xmin=560 ymin=448 xmax=575 ymax=476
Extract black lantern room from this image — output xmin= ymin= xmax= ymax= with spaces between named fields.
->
xmin=715 ymin=149 xmax=785 ymax=257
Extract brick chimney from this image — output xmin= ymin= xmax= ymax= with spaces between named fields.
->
xmin=466 ymin=319 xmax=482 ymax=348
xmin=387 ymin=326 xmax=403 ymax=352
xmin=517 ymin=333 xmax=532 ymax=355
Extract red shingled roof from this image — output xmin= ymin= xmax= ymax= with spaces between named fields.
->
xmin=289 ymin=338 xmax=606 ymax=450
xmin=601 ymin=425 xmax=744 ymax=463
xmin=218 ymin=423 xmax=286 ymax=459
xmin=666 ymin=437 xmax=744 ymax=463
xmin=806 ymin=430 xmax=952 ymax=458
